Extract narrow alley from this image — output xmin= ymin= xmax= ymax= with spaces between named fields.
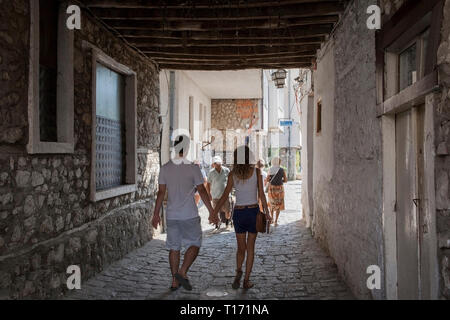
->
xmin=66 ymin=181 xmax=353 ymax=300
xmin=1 ymin=0 xmax=450 ymax=302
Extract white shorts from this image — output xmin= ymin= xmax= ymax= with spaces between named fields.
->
xmin=166 ymin=216 xmax=202 ymax=251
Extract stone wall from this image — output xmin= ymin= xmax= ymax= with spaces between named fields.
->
xmin=211 ymin=99 xmax=265 ymax=163
xmin=211 ymin=99 xmax=261 ymax=132
xmin=0 ymin=1 xmax=160 ymax=299
xmin=436 ymin=0 xmax=450 ymax=299
xmin=312 ymin=0 xmax=384 ymax=299
xmin=0 ymin=0 xmax=28 ymax=147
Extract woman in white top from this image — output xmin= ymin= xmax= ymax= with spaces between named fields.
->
xmin=213 ymin=146 xmax=271 ymax=290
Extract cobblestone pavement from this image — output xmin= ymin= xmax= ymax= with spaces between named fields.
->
xmin=67 ymin=181 xmax=354 ymax=300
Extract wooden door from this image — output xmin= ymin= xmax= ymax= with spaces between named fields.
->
xmin=395 ymin=105 xmax=426 ymax=299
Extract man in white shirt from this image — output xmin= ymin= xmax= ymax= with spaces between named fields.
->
xmin=152 ymin=135 xmax=218 ymax=291
xmin=206 ymin=156 xmax=231 ymax=229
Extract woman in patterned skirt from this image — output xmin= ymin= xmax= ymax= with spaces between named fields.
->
xmin=267 ymin=157 xmax=287 ymax=226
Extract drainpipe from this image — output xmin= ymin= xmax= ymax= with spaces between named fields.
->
xmin=169 ymin=71 xmax=175 ymax=142
xmin=288 ymin=71 xmax=292 ymax=181
xmin=158 ymin=108 xmax=165 ymax=233
xmin=260 ymin=70 xmax=264 ymax=160
xmin=260 ymin=70 xmax=264 ymax=131
xmin=267 ymin=70 xmax=271 ymax=160
xmin=159 ymin=70 xmax=176 ymax=234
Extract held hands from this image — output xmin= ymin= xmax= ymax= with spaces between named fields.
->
xmin=208 ymin=206 xmax=219 ymax=225
xmin=151 ymin=213 xmax=161 ymax=229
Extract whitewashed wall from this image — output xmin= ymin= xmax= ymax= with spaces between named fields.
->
xmin=160 ymin=70 xmax=212 ymax=164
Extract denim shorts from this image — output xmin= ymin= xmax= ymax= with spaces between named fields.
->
xmin=166 ymin=216 xmax=202 ymax=251
xmin=233 ymin=207 xmax=258 ymax=234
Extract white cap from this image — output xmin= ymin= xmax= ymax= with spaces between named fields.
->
xmin=212 ymin=156 xmax=223 ymax=165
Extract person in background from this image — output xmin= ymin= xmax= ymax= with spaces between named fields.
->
xmin=256 ymin=159 xmax=268 ymax=188
xmin=194 ymin=160 xmax=208 ymax=206
xmin=267 ymin=156 xmax=287 ymax=226
xmin=152 ymin=135 xmax=218 ymax=291
xmin=206 ymin=156 xmax=232 ymax=230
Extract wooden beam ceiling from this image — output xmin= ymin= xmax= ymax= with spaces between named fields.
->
xmin=82 ymin=0 xmax=342 ymax=9
xmin=79 ymin=0 xmax=348 ymax=70
xmin=157 ymin=63 xmax=312 ymax=70
xmin=128 ymin=36 xmax=327 ymax=48
xmin=140 ymin=44 xmax=321 ymax=55
xmin=105 ymin=16 xmax=339 ymax=31
xmin=119 ymin=25 xmax=333 ymax=39
xmin=146 ymin=50 xmax=316 ymax=61
xmin=88 ymin=2 xmax=345 ymax=20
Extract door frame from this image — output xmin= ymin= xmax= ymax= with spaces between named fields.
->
xmin=381 ymin=98 xmax=438 ymax=300
xmin=377 ymin=0 xmax=443 ymax=300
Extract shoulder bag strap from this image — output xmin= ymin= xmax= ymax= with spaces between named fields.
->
xmin=268 ymin=167 xmax=281 ymax=185
xmin=256 ymin=167 xmax=261 ymax=202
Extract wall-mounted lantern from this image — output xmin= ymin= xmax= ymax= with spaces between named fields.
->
xmin=271 ymin=69 xmax=287 ymax=88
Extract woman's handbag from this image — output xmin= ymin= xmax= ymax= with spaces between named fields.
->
xmin=265 ymin=168 xmax=281 ymax=193
xmin=256 ymin=209 xmax=267 ymax=233
xmin=256 ymin=168 xmax=268 ymax=233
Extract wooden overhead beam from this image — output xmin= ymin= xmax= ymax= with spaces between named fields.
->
xmin=158 ymin=62 xmax=312 ymax=70
xmin=140 ymin=44 xmax=320 ymax=55
xmin=118 ymin=25 xmax=332 ymax=40
xmin=129 ymin=37 xmax=326 ymax=48
xmin=154 ymin=56 xmax=313 ymax=64
xmin=89 ymin=2 xmax=345 ymax=21
xmin=80 ymin=1 xmax=346 ymax=70
xmin=104 ymin=16 xmax=339 ymax=31
xmin=142 ymin=50 xmax=318 ymax=60
xmin=121 ymin=32 xmax=327 ymax=42
xmin=82 ymin=0 xmax=342 ymax=10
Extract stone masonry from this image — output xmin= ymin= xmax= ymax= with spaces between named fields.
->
xmin=210 ymin=99 xmax=265 ymax=163
xmin=0 ymin=1 xmax=160 ymax=299
xmin=211 ymin=99 xmax=261 ymax=131
xmin=1 ymin=0 xmax=450 ymax=301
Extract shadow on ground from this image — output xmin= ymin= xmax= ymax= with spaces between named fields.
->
xmin=66 ymin=211 xmax=354 ymax=300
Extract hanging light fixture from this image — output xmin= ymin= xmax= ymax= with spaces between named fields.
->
xmin=271 ymin=69 xmax=287 ymax=89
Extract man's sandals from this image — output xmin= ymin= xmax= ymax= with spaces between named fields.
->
xmin=174 ymin=273 xmax=193 ymax=291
